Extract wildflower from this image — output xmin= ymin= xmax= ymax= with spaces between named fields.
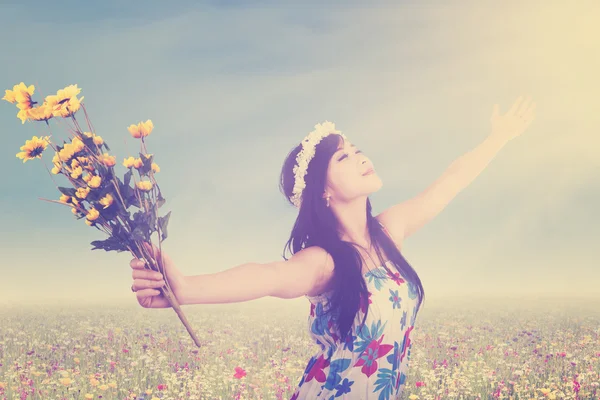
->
xmin=86 ymin=207 xmax=99 ymax=220
xmin=99 ymin=193 xmax=114 ymax=209
xmin=133 ymin=158 xmax=144 ymax=169
xmin=128 ymin=119 xmax=153 ymax=138
xmin=16 ymin=136 xmax=51 ymax=162
xmin=28 ymin=102 xmax=54 ymax=122
xmin=59 ymin=377 xmax=72 ymax=386
xmin=82 ymin=131 xmax=103 ymax=145
xmin=45 ymin=84 xmax=84 ymax=118
xmin=151 ymin=163 xmax=160 ymax=173
xmin=70 ymin=166 xmax=83 ymax=179
xmin=2 ymin=82 xmax=36 ymax=123
xmin=123 ymin=156 xmax=136 ymax=169
xmin=87 ymin=175 xmax=102 ymax=188
xmin=75 ymin=186 xmax=91 ymax=199
xmin=234 ymin=366 xmax=246 ymax=379
xmin=98 ymin=153 xmax=116 ymax=167
xmin=136 ymin=181 xmax=153 ymax=191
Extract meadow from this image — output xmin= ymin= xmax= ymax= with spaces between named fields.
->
xmin=0 ymin=296 xmax=599 ymax=400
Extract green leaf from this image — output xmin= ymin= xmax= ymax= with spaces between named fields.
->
xmin=131 ymin=226 xmax=148 ymax=243
xmin=90 ymin=236 xmax=129 ymax=252
xmin=123 ymin=169 xmax=132 ymax=187
xmin=158 ymin=211 xmax=171 ymax=242
xmin=138 ymin=152 xmax=154 ymax=176
xmin=58 ymin=187 xmax=77 ymax=197
xmin=156 ymin=188 xmax=166 ymax=208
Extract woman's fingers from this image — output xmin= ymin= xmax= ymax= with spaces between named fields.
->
xmin=132 ymin=268 xmax=163 ymax=280
xmin=132 ymin=279 xmax=165 ymax=291
xmin=130 ymin=258 xmax=145 ymax=269
xmin=135 ymin=288 xmax=162 ymax=298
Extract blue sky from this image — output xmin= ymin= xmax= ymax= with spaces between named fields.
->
xmin=1 ymin=1 xmax=598 ymax=306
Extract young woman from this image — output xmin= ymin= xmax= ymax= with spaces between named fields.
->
xmin=130 ymin=97 xmax=535 ymax=399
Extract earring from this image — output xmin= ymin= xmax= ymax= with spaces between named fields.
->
xmin=326 ymin=195 xmax=331 ymax=207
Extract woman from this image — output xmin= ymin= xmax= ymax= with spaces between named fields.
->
xmin=130 ymin=98 xmax=535 ymax=399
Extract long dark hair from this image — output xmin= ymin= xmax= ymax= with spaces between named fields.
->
xmin=279 ymin=133 xmax=425 ymax=343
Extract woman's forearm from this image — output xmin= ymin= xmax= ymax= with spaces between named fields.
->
xmin=181 ymin=261 xmax=275 ymax=305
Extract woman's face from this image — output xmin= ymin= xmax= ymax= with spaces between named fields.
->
xmin=324 ymin=139 xmax=383 ymax=203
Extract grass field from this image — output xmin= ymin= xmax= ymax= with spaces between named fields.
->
xmin=0 ymin=296 xmax=599 ymax=399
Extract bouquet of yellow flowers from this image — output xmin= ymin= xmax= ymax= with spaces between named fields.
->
xmin=3 ymin=82 xmax=202 ymax=347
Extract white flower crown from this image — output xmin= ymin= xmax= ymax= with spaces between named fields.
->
xmin=291 ymin=120 xmax=348 ymax=208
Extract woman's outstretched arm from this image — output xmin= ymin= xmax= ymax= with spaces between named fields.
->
xmin=181 ymin=246 xmax=333 ymax=305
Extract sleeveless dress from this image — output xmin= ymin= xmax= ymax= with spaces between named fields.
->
xmin=290 ymin=221 xmax=420 ymax=400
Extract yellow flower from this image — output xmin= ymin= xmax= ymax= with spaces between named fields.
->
xmin=87 ymin=175 xmax=102 ymax=188
xmin=133 ymin=158 xmax=143 ymax=169
xmin=123 ymin=156 xmax=136 ymax=169
xmin=98 ymin=153 xmax=116 ymax=167
xmin=136 ymin=181 xmax=153 ymax=191
xmin=2 ymin=87 xmax=18 ymax=103
xmin=51 ymin=165 xmax=62 ymax=174
xmin=98 ymin=384 xmax=108 ymax=390
xmin=82 ymin=131 xmax=103 ymax=146
xmin=99 ymin=193 xmax=114 ymax=209
xmin=16 ymin=136 xmax=50 ymax=163
xmin=108 ymin=382 xmax=117 ymax=388
xmin=71 ymin=207 xmax=79 ymax=215
xmin=16 ymin=108 xmax=30 ymax=124
xmin=52 ymin=152 xmax=61 ymax=165
xmin=75 ymin=186 xmax=91 ymax=199
xmin=59 ymin=84 xmax=81 ymax=99
xmin=70 ymin=166 xmax=83 ymax=179
xmin=86 ymin=207 xmax=100 ymax=221
xmin=59 ymin=377 xmax=72 ymax=386
xmin=54 ymin=95 xmax=84 ymax=118
xmin=3 ymin=82 xmax=35 ymax=109
xmin=127 ymin=119 xmax=153 ymax=138
xmin=27 ymin=102 xmax=54 ymax=122
xmin=45 ymin=85 xmax=84 ymax=119
xmin=58 ymin=148 xmax=73 ymax=163
xmin=90 ymin=378 xmax=99 ymax=386
xmin=84 ymin=394 xmax=94 ymax=399
xmin=59 ymin=194 xmax=71 ymax=204
xmin=77 ymin=156 xmax=94 ymax=172
xmin=74 ymin=358 xmax=80 ymax=364
xmin=85 ymin=219 xmax=93 ymax=226
xmin=151 ymin=162 xmax=160 ymax=173
xmin=72 ymin=137 xmax=85 ymax=153
xmin=70 ymin=159 xmax=80 ymax=169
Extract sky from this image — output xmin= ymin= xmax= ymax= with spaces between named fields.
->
xmin=0 ymin=1 xmax=598 ymax=307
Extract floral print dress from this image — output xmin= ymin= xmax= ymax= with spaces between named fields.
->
xmin=290 ymin=222 xmax=420 ymax=400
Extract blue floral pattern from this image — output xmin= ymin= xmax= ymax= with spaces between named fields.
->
xmin=291 ymin=222 xmax=420 ymax=399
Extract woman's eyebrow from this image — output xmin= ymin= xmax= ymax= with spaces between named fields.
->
xmin=334 ymin=144 xmax=357 ymax=154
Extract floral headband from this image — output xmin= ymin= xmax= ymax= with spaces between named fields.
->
xmin=290 ymin=121 xmax=347 ymax=208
